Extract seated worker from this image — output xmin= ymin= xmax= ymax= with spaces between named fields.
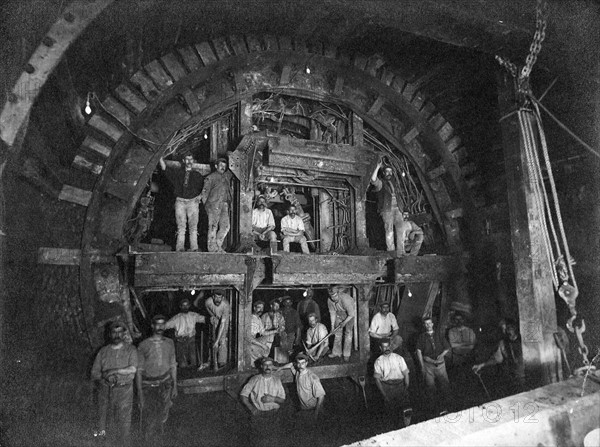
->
xmin=281 ymin=205 xmax=309 ymax=254
xmin=165 ymin=298 xmax=205 ymax=368
xmin=240 ymin=357 xmax=287 ymax=446
xmin=260 ymin=298 xmax=286 ymax=356
xmin=400 ymin=212 xmax=424 ymax=256
xmin=246 ymin=301 xmax=278 ymax=368
xmin=305 ymin=313 xmax=329 ymax=362
xmin=374 ymin=340 xmax=412 ymax=427
xmin=369 ymin=302 xmax=403 ymax=353
xmin=252 ymin=195 xmax=278 ymax=254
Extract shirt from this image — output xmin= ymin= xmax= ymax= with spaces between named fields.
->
xmin=205 ymin=298 xmax=230 ymax=331
xmin=327 ymin=292 xmax=356 ymax=322
xmin=448 ymin=326 xmax=476 ymax=356
xmin=164 ymin=166 xmax=204 ymax=199
xmin=416 ymin=331 xmax=450 ymax=359
xmin=137 ymin=336 xmax=176 ymax=378
xmin=91 ymin=343 xmax=138 ymax=385
xmin=252 ymin=208 xmax=275 ymax=229
xmin=201 ymin=171 xmax=232 ymax=206
xmin=240 ymin=374 xmax=286 ymax=412
xmin=281 ymin=215 xmax=305 ymax=233
xmin=249 ymin=314 xmax=265 ymax=339
xmin=298 ymin=298 xmax=321 ymax=324
xmin=292 ymin=368 xmax=326 ymax=410
xmin=281 ymin=307 xmax=301 ymax=335
xmin=371 ymin=177 xmax=403 ymax=213
xmin=165 ymin=312 xmax=205 ymax=338
xmin=369 ymin=312 xmax=399 ymax=336
xmin=261 ymin=312 xmax=285 ymax=345
xmin=306 ymin=323 xmax=328 ymax=346
xmin=374 ymin=353 xmax=408 ymax=382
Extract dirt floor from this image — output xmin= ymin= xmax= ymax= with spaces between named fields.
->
xmin=0 ymin=362 xmax=501 ymax=447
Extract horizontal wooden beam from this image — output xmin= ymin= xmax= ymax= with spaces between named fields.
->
xmin=393 ymin=255 xmax=459 ymax=283
xmin=38 ymin=247 xmax=106 ymax=265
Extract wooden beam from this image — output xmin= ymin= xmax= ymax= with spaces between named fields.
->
xmin=394 ymin=255 xmax=459 ymax=283
xmin=498 ymin=72 xmax=560 ymax=387
xmin=58 ymin=184 xmax=92 ymax=206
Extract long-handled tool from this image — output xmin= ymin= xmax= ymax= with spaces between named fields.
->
xmin=358 ymin=375 xmax=368 ymax=409
xmin=473 ymin=370 xmax=491 ymax=399
xmin=304 ymin=320 xmax=350 ymax=358
xmin=211 ymin=323 xmax=218 ymax=373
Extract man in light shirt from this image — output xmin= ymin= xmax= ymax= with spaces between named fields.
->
xmin=252 ymin=195 xmax=278 ymax=254
xmin=281 ymin=205 xmax=309 ymax=254
xmin=305 ymin=313 xmax=329 ymax=361
xmin=374 ymin=340 xmax=412 ymax=427
xmin=205 ymin=289 xmax=231 ymax=368
xmin=246 ymin=301 xmax=277 ymax=368
xmin=165 ymin=298 xmax=205 ymax=368
xmin=240 ymin=357 xmax=286 ymax=446
xmin=369 ymin=302 xmax=403 ymax=353
xmin=327 ymin=285 xmax=356 ymax=362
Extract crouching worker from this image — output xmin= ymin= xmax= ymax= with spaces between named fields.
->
xmin=374 ymin=340 xmax=412 ymax=427
xmin=240 ymin=357 xmax=286 ymax=447
xmin=136 ymin=315 xmax=177 ymax=446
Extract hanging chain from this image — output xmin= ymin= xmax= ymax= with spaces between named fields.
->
xmin=496 ymin=0 xmax=548 ymax=97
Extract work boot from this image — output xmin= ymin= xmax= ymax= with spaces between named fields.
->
xmin=403 ymin=408 xmax=413 ymax=427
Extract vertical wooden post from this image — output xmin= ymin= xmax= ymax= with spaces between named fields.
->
xmin=234 ymin=285 xmax=253 ymax=372
xmin=498 ymin=72 xmax=560 ymax=386
xmin=239 ymin=100 xmax=252 ymax=136
xmin=357 ymin=283 xmax=373 ymax=364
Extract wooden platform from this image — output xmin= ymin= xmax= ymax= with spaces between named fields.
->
xmin=131 ymin=250 xmax=459 ymax=290
xmin=178 ymin=358 xmax=367 ymax=395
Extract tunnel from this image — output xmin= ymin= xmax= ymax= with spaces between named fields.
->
xmin=0 ymin=1 xmax=599 ymax=446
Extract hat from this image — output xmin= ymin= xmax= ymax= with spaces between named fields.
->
xmin=281 ymin=295 xmax=293 ymax=303
xmin=152 ymin=314 xmax=167 ymax=323
xmin=254 ymin=300 xmax=265 ymax=307
xmin=213 ymin=289 xmax=226 ymax=296
xmin=108 ymin=321 xmax=127 ymax=331
xmin=295 ymin=353 xmax=310 ymax=362
xmin=259 ymin=356 xmax=274 ymax=366
xmin=180 ymin=298 xmax=191 ymax=306
xmin=270 ymin=297 xmax=282 ymax=305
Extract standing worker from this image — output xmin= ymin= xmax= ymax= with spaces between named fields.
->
xmin=201 ymin=158 xmax=232 ymax=253
xmin=327 ymin=285 xmax=356 ymax=362
xmin=159 ymin=154 xmax=204 ymax=252
xmin=205 ymin=289 xmax=231 ymax=369
xmin=165 ymin=298 xmax=205 ymax=368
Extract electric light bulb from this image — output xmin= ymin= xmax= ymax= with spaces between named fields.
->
xmin=84 ymin=100 xmax=92 ymax=115
xmin=407 ymin=289 xmax=413 ymax=297
xmin=204 ymin=131 xmax=208 ymax=139
xmin=305 ymin=66 xmax=311 ymax=74
xmin=401 ymin=172 xmax=406 ymax=177
xmin=191 ymin=289 xmax=196 ymax=296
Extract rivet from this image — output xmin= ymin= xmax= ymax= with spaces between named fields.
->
xmin=8 ymin=93 xmax=18 ymax=103
xmin=24 ymin=64 xmax=35 ymax=74
xmin=42 ymin=36 xmax=55 ymax=47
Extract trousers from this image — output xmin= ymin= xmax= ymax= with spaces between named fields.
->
xmin=97 ymin=382 xmax=133 ymax=447
xmin=141 ymin=378 xmax=173 ymax=445
xmin=175 ymin=336 xmax=197 ymax=367
xmin=175 ymin=197 xmax=200 ymax=251
xmin=207 ymin=202 xmax=230 ymax=252
xmin=331 ymin=315 xmax=353 ymax=359
xmin=282 ymin=235 xmax=309 ymax=253
xmin=380 ymin=208 xmax=405 ymax=253
xmin=423 ymin=361 xmax=450 ymax=411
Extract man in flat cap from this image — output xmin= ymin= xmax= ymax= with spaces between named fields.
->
xmin=327 ymin=286 xmax=356 ymax=362
xmin=91 ymin=321 xmax=138 ymax=446
xmin=205 ymin=289 xmax=231 ymax=368
xmin=136 ymin=315 xmax=177 ymax=445
xmin=261 ymin=298 xmax=286 ymax=356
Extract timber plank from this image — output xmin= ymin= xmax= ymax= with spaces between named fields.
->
xmin=102 ymin=95 xmax=133 ymax=127
xmin=402 ymin=127 xmax=420 ymax=144
xmin=177 ymin=46 xmax=202 ymax=72
xmin=181 ymin=87 xmax=201 ymax=114
xmin=81 ymin=135 xmax=112 ymax=158
xmin=73 ymin=154 xmax=102 ymax=175
xmin=228 ymin=35 xmax=248 ymax=55
xmin=58 ymin=184 xmax=92 ymax=207
xmin=130 ymin=70 xmax=161 ymax=101
xmin=367 ymin=95 xmax=386 ymax=116
xmin=211 ymin=37 xmax=232 ymax=60
xmin=144 ymin=60 xmax=173 ymax=90
xmin=87 ymin=115 xmax=124 ymax=142
xmin=195 ymin=42 xmax=218 ymax=65
xmin=134 ymin=252 xmax=255 ymax=275
xmin=135 ymin=274 xmax=246 ymax=288
xmin=161 ymin=53 xmax=187 ymax=82
xmin=245 ymin=35 xmax=262 ymax=53
xmin=115 ymin=84 xmax=148 ymax=114
xmin=274 ymin=254 xmax=382 ymax=275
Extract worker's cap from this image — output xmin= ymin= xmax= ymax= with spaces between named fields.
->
xmin=379 ymin=301 xmax=391 ymax=308
xmin=152 ymin=314 xmax=167 ymax=324
xmin=254 ymin=300 xmax=265 ymax=307
xmin=213 ymin=289 xmax=226 ymax=296
xmin=259 ymin=357 xmax=275 ymax=366
xmin=329 ymin=285 xmax=344 ymax=292
xmin=270 ymin=297 xmax=282 ymax=305
xmin=256 ymin=195 xmax=266 ymax=201
xmin=281 ymin=295 xmax=293 ymax=304
xmin=108 ymin=321 xmax=127 ymax=331
xmin=295 ymin=353 xmax=310 ymax=362
xmin=180 ymin=298 xmax=191 ymax=306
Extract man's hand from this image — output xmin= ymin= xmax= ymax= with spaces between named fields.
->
xmin=472 ymin=364 xmax=483 ymax=374
xmin=261 ymin=394 xmax=276 ymax=404
xmin=138 ymin=394 xmax=145 ymax=409
xmin=250 ymin=407 xmax=259 ymax=416
xmin=171 ymin=385 xmax=178 ymax=399
xmin=212 ymin=340 xmax=219 ymax=349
